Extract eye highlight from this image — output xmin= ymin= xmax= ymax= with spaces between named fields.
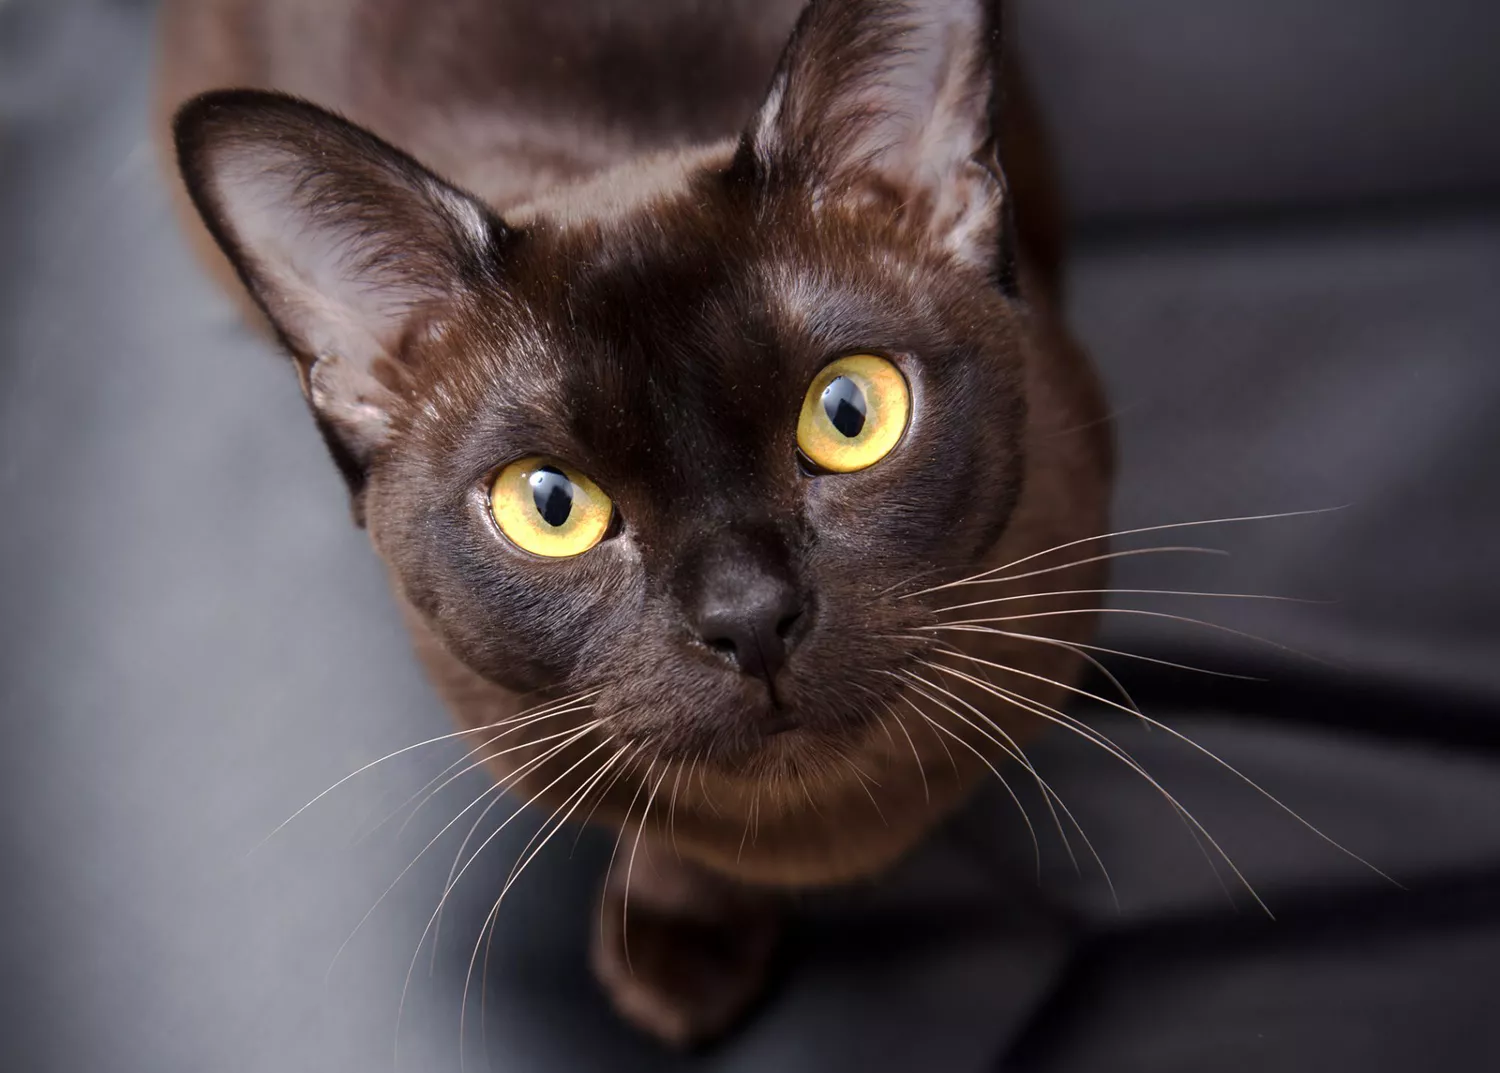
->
xmin=797 ymin=355 xmax=910 ymax=473
xmin=489 ymin=457 xmax=612 ymax=558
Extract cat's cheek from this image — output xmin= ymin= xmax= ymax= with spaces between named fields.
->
xmin=369 ymin=511 xmax=640 ymax=693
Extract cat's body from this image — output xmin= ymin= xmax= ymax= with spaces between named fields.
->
xmin=160 ymin=0 xmax=1111 ymax=1044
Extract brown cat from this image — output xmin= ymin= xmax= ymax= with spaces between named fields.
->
xmin=159 ymin=0 xmax=1111 ymax=1046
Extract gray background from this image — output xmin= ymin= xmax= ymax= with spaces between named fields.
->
xmin=3 ymin=1 xmax=1498 ymax=1070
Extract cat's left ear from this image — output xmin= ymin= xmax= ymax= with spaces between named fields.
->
xmin=174 ymin=90 xmax=504 ymax=520
xmin=740 ymin=0 xmax=1013 ymax=284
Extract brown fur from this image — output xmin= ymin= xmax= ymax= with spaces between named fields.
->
xmin=159 ymin=0 xmax=1111 ymax=1045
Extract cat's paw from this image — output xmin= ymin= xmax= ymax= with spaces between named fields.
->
xmin=590 ymin=851 xmax=779 ymax=1048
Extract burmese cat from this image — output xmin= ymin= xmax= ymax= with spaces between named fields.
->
xmin=160 ymin=0 xmax=1111 ymax=1045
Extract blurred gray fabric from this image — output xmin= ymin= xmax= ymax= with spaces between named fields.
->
xmin=1 ymin=1 xmax=1497 ymax=1071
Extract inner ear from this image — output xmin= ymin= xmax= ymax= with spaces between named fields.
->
xmin=173 ymin=89 xmax=506 ymax=517
xmin=739 ymin=0 xmax=1011 ymax=277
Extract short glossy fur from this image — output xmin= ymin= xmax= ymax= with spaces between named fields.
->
xmin=161 ymin=0 xmax=1111 ymax=1045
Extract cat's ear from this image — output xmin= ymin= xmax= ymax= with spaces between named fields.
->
xmin=173 ymin=90 xmax=503 ymax=518
xmin=740 ymin=0 xmax=1013 ymax=283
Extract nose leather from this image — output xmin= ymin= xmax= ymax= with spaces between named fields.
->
xmin=681 ymin=525 xmax=805 ymax=689
xmin=694 ymin=582 xmax=801 ymax=684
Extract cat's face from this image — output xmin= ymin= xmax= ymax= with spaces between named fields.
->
xmin=367 ymin=173 xmax=1027 ymax=763
xmin=175 ymin=0 xmax=1025 ymax=769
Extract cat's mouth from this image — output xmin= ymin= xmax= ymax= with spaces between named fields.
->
xmin=757 ymin=710 xmax=801 ymax=737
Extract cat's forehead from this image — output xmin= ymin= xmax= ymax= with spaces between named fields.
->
xmin=414 ymin=169 xmax=977 ymax=498
xmin=502 ymin=141 xmax=736 ymax=233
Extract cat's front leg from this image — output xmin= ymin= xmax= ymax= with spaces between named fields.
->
xmin=591 ymin=837 xmax=780 ymax=1048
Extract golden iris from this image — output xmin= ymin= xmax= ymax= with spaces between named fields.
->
xmin=796 ymin=355 xmax=910 ymax=472
xmin=489 ymin=457 xmax=612 ymax=557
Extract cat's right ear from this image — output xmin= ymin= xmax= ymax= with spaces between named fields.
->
xmin=173 ymin=90 xmax=504 ymax=522
xmin=737 ymin=0 xmax=1013 ymax=285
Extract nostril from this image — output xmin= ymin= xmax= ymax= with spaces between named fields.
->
xmin=775 ymin=609 xmax=801 ymax=640
xmin=708 ymin=636 xmax=738 ymax=658
xmin=698 ymin=615 xmax=750 ymax=666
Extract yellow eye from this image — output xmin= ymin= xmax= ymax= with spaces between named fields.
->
xmin=489 ymin=457 xmax=612 ymax=558
xmin=796 ymin=354 xmax=910 ymax=473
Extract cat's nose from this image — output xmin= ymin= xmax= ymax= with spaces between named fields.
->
xmin=694 ymin=578 xmax=803 ymax=686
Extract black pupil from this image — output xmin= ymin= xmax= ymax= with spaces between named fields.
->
xmin=529 ymin=466 xmax=574 ymax=527
xmin=821 ymin=376 xmax=867 ymax=438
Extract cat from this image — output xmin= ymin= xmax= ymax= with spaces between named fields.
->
xmin=159 ymin=0 xmax=1111 ymax=1046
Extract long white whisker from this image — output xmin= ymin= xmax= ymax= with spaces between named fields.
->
xmin=922 ymin=608 xmax=1331 ymax=665
xmin=600 ymin=756 xmax=654 ymax=946
xmin=471 ymin=748 xmax=624 ymax=1067
xmin=898 ymin=691 xmax=961 ymax=779
xmin=903 ymin=663 xmax=1082 ymax=871
xmin=906 ymin=508 xmax=1344 ymax=599
xmin=883 ymin=701 xmax=929 ymax=804
xmin=898 ymin=672 xmax=1043 ymax=879
xmin=385 ymin=699 xmax=601 ymax=843
xmin=666 ymin=763 xmax=686 ymax=860
xmin=932 ymin=587 xmax=1316 ymax=616
xmin=943 ymin=630 xmax=1147 ymax=736
xmin=838 ymin=751 xmax=886 ymax=825
xmin=422 ymin=712 xmax=605 ymax=947
xmin=932 ymin=646 xmax=1394 ymax=889
xmin=622 ymin=764 xmax=670 ymax=974
xmin=257 ymin=688 xmax=601 ymax=854
xmin=904 ymin=665 xmax=1120 ymax=900
xmin=913 ymin=627 xmax=1149 ymax=731
xmin=574 ymin=746 xmax=641 ymax=851
xmin=461 ymin=743 xmax=627 ymax=1069
xmin=931 ymin=625 xmax=1263 ymax=680
xmin=912 ymin=657 xmax=1265 ymax=914
xmin=902 ymin=545 xmax=1226 ymax=598
xmin=395 ymin=724 xmax=606 ymax=1068
xmin=328 ymin=719 xmax=602 ymax=983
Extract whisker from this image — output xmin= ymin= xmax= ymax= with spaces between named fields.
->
xmin=470 ymin=745 xmax=627 ymax=1065
xmin=601 ymin=756 xmax=656 ymax=961
xmin=903 ymin=663 xmax=1082 ymax=872
xmin=792 ymin=763 xmax=826 ymax=819
xmin=883 ymin=701 xmax=930 ymax=804
xmin=695 ymin=753 xmax=721 ymax=817
xmin=931 ymin=587 xmax=1318 ymax=617
xmin=930 ymin=646 xmax=1393 ymax=891
xmin=328 ymin=720 xmax=602 ymax=982
xmin=838 ymin=751 xmax=886 ymax=825
xmin=462 ymin=743 xmax=627 ymax=1068
xmin=897 ymin=672 xmax=1042 ymax=879
xmin=381 ymin=698 xmax=600 ymax=843
xmin=873 ymin=562 xmax=949 ymax=599
xmin=666 ymin=762 xmax=686 ymax=860
xmin=424 ymin=714 xmax=606 ymax=961
xmin=922 ymin=608 xmax=1331 ymax=665
xmin=903 ymin=666 xmax=1120 ymax=898
xmin=395 ymin=727 xmax=611 ymax=1066
xmin=622 ymin=764 xmax=671 ymax=974
xmin=914 ymin=627 xmax=1148 ymax=730
xmin=902 ymin=545 xmax=1226 ymax=598
xmin=897 ymin=692 xmax=961 ymax=779
xmin=848 ymin=680 xmax=901 ymax=755
xmin=573 ymin=746 xmax=642 ymax=852
xmin=931 ymin=625 xmax=1264 ymax=680
xmin=737 ymin=780 xmax=756 ymax=863
xmin=908 ymin=652 xmax=1267 ymax=914
xmin=905 ymin=508 xmax=1345 ymax=599
xmin=258 ymin=688 xmax=601 ymax=854
xmin=908 ymin=696 xmax=1116 ymax=905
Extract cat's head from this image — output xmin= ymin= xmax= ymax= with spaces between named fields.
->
xmin=175 ymin=0 xmax=1032 ymax=769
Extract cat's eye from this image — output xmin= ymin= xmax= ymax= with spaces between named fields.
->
xmin=796 ymin=354 xmax=910 ymax=473
xmin=489 ymin=457 xmax=613 ymax=558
